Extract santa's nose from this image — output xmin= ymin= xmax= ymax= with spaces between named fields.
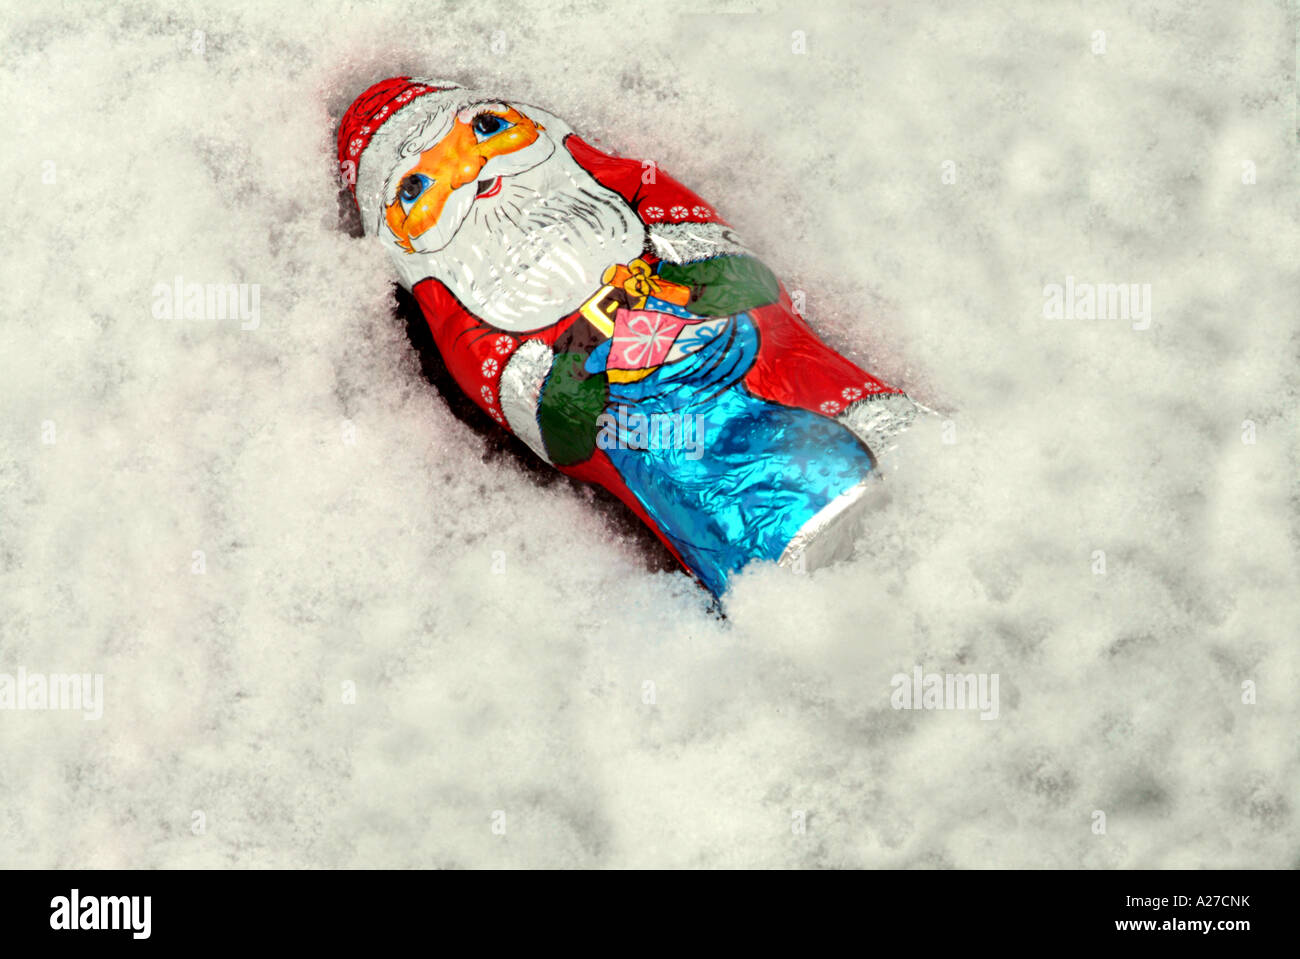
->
xmin=448 ymin=152 xmax=486 ymax=190
xmin=443 ymin=129 xmax=488 ymax=191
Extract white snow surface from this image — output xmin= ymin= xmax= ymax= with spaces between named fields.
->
xmin=0 ymin=0 xmax=1297 ymax=867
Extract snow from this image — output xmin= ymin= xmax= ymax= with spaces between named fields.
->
xmin=0 ymin=0 xmax=1296 ymax=867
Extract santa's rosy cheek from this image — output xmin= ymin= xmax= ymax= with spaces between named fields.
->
xmin=384 ymin=201 xmax=407 ymax=242
xmin=480 ymin=123 xmax=538 ymax=160
xmin=401 ymin=184 xmax=453 ymax=238
xmin=384 ymin=178 xmax=451 ymax=242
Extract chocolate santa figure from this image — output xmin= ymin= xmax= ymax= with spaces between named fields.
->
xmin=338 ymin=76 xmax=916 ymax=596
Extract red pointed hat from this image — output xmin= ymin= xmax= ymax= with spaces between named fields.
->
xmin=336 ymin=76 xmax=450 ymax=203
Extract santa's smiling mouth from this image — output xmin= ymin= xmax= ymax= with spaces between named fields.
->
xmin=475 ymin=176 xmax=502 ymax=200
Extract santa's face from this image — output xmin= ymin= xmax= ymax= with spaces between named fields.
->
xmin=383 ymin=101 xmax=553 ymax=254
xmin=375 ymin=90 xmax=646 ymax=333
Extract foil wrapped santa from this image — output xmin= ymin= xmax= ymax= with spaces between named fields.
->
xmin=338 ymin=76 xmax=916 ymax=596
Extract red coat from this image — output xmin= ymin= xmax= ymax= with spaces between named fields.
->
xmin=411 ymin=134 xmax=904 ymax=571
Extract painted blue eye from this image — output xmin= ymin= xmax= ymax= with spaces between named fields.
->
xmin=397 ymin=173 xmax=432 ymax=213
xmin=470 ymin=112 xmax=514 ymax=142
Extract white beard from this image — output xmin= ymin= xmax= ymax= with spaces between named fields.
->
xmin=413 ymin=151 xmax=646 ymax=332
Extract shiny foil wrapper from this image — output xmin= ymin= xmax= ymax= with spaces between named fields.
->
xmin=339 ymin=76 xmax=916 ymax=596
